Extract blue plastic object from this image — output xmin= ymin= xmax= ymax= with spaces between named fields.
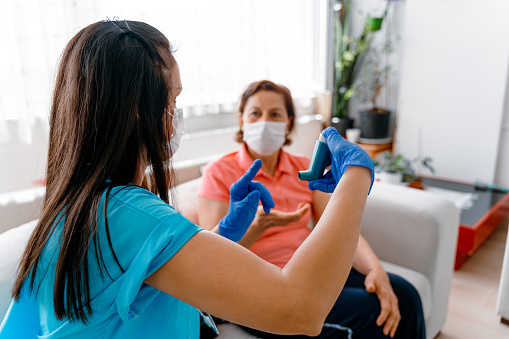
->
xmin=298 ymin=133 xmax=330 ymax=181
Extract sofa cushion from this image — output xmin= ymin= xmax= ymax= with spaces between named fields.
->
xmin=0 ymin=188 xmax=44 ymax=234
xmin=0 ymin=220 xmax=37 ymax=321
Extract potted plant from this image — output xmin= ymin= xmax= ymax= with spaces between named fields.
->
xmin=374 ymin=152 xmax=435 ymax=185
xmin=330 ymin=0 xmax=390 ymax=136
xmin=353 ymin=37 xmax=396 ymax=139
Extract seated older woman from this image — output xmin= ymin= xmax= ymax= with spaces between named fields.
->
xmin=197 ymin=80 xmax=425 ymax=339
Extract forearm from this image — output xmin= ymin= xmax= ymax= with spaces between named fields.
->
xmin=282 ymin=166 xmax=371 ymax=315
xmin=210 ymin=223 xmax=263 ymax=248
xmin=352 ymin=235 xmax=384 ymax=275
xmin=237 ymin=222 xmax=265 ymax=248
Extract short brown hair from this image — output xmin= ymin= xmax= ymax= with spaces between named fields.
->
xmin=235 ymin=80 xmax=296 ymax=145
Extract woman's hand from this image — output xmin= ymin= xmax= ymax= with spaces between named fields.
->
xmin=364 ymin=267 xmax=401 ymax=338
xmin=237 ymin=203 xmax=311 ymax=248
xmin=308 ymin=127 xmax=374 ymax=194
xmin=253 ymin=202 xmax=311 ymax=232
xmin=218 ymin=159 xmax=275 ymax=241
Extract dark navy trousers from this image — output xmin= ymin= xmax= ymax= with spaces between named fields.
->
xmin=241 ymin=269 xmax=426 ymax=339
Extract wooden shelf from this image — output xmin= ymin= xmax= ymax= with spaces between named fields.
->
xmin=357 ymin=142 xmax=393 ymax=159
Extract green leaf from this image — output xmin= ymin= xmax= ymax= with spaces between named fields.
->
xmin=365 ymin=17 xmax=383 ymax=32
xmin=343 ymin=51 xmax=355 ymax=62
xmin=344 ymin=89 xmax=354 ymax=99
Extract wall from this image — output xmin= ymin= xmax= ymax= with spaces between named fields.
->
xmin=394 ymin=0 xmax=509 ymax=184
xmin=343 ymin=0 xmax=509 ymax=187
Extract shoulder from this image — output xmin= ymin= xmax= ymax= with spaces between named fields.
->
xmin=105 ymin=185 xmax=179 ymax=223
xmin=199 ymin=152 xmax=243 ymax=200
xmin=201 ymin=151 xmax=244 ymax=185
xmin=102 ymin=185 xmax=201 ymax=255
xmin=202 ymin=151 xmax=241 ymax=175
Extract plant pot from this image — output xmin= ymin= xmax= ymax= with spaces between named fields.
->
xmin=378 ymin=171 xmax=403 ymax=185
xmin=408 ymin=178 xmax=424 ymax=190
xmin=331 ymin=117 xmax=354 ymax=137
xmin=360 ymin=109 xmax=390 ymax=139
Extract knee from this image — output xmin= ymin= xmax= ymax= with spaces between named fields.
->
xmin=329 ymin=290 xmax=381 ymax=325
xmin=388 ymin=274 xmax=421 ymax=304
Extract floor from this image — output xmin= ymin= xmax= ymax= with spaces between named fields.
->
xmin=436 ymin=219 xmax=509 ymax=338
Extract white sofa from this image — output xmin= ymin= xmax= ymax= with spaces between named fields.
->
xmin=0 ymin=175 xmax=459 ymax=339
xmin=496 ymin=227 xmax=509 ymax=325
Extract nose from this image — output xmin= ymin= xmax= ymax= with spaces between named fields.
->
xmin=260 ymin=111 xmax=272 ymax=122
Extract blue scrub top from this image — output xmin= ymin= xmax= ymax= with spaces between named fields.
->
xmin=0 ymin=185 xmax=203 ymax=338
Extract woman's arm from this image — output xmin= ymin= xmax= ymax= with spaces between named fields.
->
xmin=311 ymin=189 xmax=390 ymax=276
xmin=312 ymin=184 xmax=401 ymax=338
xmin=198 ymin=197 xmax=310 ymax=249
xmin=196 ymin=197 xmax=227 ymax=233
xmin=353 ymin=237 xmax=401 ymax=337
xmin=145 ymin=166 xmax=371 ymax=336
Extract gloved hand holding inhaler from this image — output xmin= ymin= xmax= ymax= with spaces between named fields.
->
xmin=300 ymin=127 xmax=374 ymax=194
xmin=218 ymin=159 xmax=275 ymax=241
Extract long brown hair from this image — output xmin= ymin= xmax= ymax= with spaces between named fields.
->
xmin=12 ymin=20 xmax=177 ymax=323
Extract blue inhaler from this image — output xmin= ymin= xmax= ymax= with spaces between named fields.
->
xmin=298 ymin=132 xmax=330 ymax=181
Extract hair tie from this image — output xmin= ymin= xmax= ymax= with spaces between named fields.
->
xmin=106 ymin=16 xmax=126 ymax=33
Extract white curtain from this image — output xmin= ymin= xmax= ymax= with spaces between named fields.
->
xmin=0 ymin=0 xmax=323 ymax=143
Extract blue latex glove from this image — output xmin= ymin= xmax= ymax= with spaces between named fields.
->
xmin=308 ymin=127 xmax=374 ymax=193
xmin=218 ymin=159 xmax=275 ymax=241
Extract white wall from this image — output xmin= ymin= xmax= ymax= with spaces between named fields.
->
xmin=394 ymin=0 xmax=509 ymax=185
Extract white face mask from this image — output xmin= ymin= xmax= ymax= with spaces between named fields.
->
xmin=242 ymin=121 xmax=287 ymax=156
xmin=167 ymin=108 xmax=184 ymax=155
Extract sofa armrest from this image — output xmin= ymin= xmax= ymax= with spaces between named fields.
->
xmin=361 ymin=182 xmax=459 ymax=278
xmin=0 ymin=220 xmax=38 ymax=321
xmin=360 ymin=182 xmax=459 ymax=336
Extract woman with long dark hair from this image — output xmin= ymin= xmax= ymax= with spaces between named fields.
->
xmin=0 ymin=20 xmax=374 ymax=338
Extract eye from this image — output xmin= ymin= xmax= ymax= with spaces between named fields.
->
xmin=249 ymin=111 xmax=260 ymax=117
xmin=272 ymin=112 xmax=281 ymax=118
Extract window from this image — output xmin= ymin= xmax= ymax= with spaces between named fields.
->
xmin=0 ymin=0 xmax=326 ymax=142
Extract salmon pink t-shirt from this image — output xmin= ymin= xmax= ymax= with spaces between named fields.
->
xmin=198 ymin=144 xmax=314 ymax=268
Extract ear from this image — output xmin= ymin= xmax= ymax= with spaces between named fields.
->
xmin=286 ymin=116 xmax=294 ymax=133
xmin=238 ymin=112 xmax=244 ymax=129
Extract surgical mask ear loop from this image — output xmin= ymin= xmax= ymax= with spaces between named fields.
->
xmin=166 ymin=108 xmax=184 ymax=155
